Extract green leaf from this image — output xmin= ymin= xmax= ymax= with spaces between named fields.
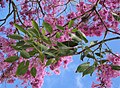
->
xmin=28 ymin=49 xmax=38 ymax=57
xmin=57 ymin=42 xmax=67 ymax=47
xmin=34 ymin=42 xmax=48 ymax=51
xmin=22 ymin=45 xmax=33 ymax=49
xmin=76 ymin=31 xmax=88 ymax=43
xmin=46 ymin=59 xmax=54 ymax=66
xmin=14 ymin=24 xmax=27 ymax=34
xmin=56 ymin=25 xmax=64 ymax=30
xmin=43 ymin=21 xmax=53 ymax=33
xmin=16 ymin=61 xmax=25 ymax=74
xmin=76 ymin=62 xmax=90 ymax=73
xmin=8 ymin=34 xmax=23 ymax=40
xmin=90 ymin=41 xmax=98 ymax=46
xmin=82 ymin=65 xmax=95 ymax=77
xmin=25 ymin=39 xmax=33 ymax=44
xmin=27 ymin=29 xmax=36 ymax=37
xmin=70 ymin=33 xmax=82 ymax=42
xmin=31 ymin=20 xmax=41 ymax=37
xmin=41 ymin=28 xmax=46 ymax=35
xmin=17 ymin=61 xmax=25 ymax=69
xmin=31 ymin=20 xmax=39 ymax=31
xmin=85 ymin=46 xmax=92 ymax=52
xmin=112 ymin=12 xmax=120 ymax=22
xmin=16 ymin=41 xmax=25 ymax=46
xmin=44 ymin=52 xmax=55 ymax=57
xmin=39 ymin=44 xmax=48 ymax=51
xmin=80 ymin=54 xmax=86 ymax=61
xmin=56 ymin=32 xmax=61 ymax=38
xmin=72 ymin=28 xmax=78 ymax=32
xmin=58 ymin=49 xmax=76 ymax=56
xmin=39 ymin=53 xmax=45 ymax=63
xmin=41 ymin=36 xmax=51 ymax=44
xmin=61 ymin=41 xmax=78 ymax=47
xmin=30 ymin=67 xmax=37 ymax=77
xmin=26 ymin=60 xmax=30 ymax=66
xmin=44 ymin=49 xmax=57 ymax=59
xmin=11 ymin=44 xmax=22 ymax=50
xmin=20 ymin=50 xmax=30 ymax=58
xmin=27 ymin=28 xmax=41 ymax=37
xmin=86 ymin=54 xmax=95 ymax=59
xmin=16 ymin=61 xmax=28 ymax=75
xmin=68 ymin=20 xmax=74 ymax=28
xmin=4 ymin=56 xmax=19 ymax=63
xmin=95 ymin=53 xmax=103 ymax=58
xmin=111 ymin=65 xmax=120 ymax=70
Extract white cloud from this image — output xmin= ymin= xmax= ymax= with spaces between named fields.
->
xmin=76 ymin=75 xmax=83 ymax=88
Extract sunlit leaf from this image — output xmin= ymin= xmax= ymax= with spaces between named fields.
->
xmin=82 ymin=65 xmax=95 ymax=77
xmin=76 ymin=30 xmax=88 ymax=43
xmin=61 ymin=41 xmax=78 ymax=47
xmin=28 ymin=49 xmax=38 ymax=57
xmin=27 ymin=28 xmax=41 ymax=37
xmin=20 ymin=50 xmax=30 ymax=58
xmin=16 ymin=61 xmax=28 ymax=75
xmin=21 ymin=45 xmax=32 ymax=49
xmin=95 ymin=53 xmax=103 ymax=58
xmin=30 ymin=67 xmax=37 ymax=77
xmin=43 ymin=21 xmax=53 ymax=33
xmin=41 ymin=28 xmax=46 ymax=35
xmin=68 ymin=20 xmax=74 ymax=28
xmin=11 ymin=44 xmax=22 ymax=50
xmin=46 ymin=59 xmax=54 ymax=66
xmin=56 ymin=25 xmax=64 ymax=30
xmin=56 ymin=32 xmax=61 ymax=38
xmin=111 ymin=65 xmax=120 ymax=70
xmin=44 ymin=52 xmax=55 ymax=57
xmin=86 ymin=54 xmax=95 ymax=59
xmin=16 ymin=41 xmax=25 ymax=46
xmin=8 ymin=34 xmax=23 ymax=40
xmin=90 ymin=41 xmax=98 ymax=46
xmin=80 ymin=53 xmax=86 ymax=61
xmin=72 ymin=28 xmax=78 ymax=32
xmin=31 ymin=20 xmax=39 ymax=31
xmin=112 ymin=12 xmax=120 ymax=22
xmin=70 ymin=33 xmax=82 ymax=42
xmin=14 ymin=24 xmax=27 ymax=34
xmin=76 ymin=62 xmax=90 ymax=73
xmin=4 ymin=56 xmax=19 ymax=63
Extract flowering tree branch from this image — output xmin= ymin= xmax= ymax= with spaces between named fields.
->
xmin=0 ymin=0 xmax=120 ymax=88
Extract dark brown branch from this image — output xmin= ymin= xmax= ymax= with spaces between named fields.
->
xmin=104 ymin=43 xmax=120 ymax=58
xmin=0 ymin=10 xmax=14 ymax=27
xmin=75 ymin=37 xmax=120 ymax=55
xmin=36 ymin=0 xmax=45 ymax=17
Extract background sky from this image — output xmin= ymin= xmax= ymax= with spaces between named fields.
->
xmin=0 ymin=0 xmax=120 ymax=88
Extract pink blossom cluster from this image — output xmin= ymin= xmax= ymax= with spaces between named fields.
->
xmin=92 ymin=54 xmax=120 ymax=88
xmin=50 ymin=56 xmax=72 ymax=75
xmin=76 ymin=0 xmax=119 ymax=36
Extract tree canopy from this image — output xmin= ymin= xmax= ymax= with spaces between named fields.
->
xmin=0 ymin=0 xmax=120 ymax=88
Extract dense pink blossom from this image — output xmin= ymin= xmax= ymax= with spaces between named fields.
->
xmin=92 ymin=54 xmax=120 ymax=88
